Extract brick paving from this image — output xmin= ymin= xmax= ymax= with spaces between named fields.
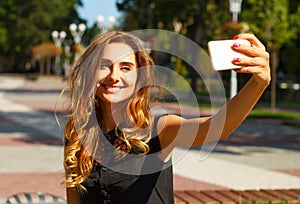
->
xmin=0 ymin=173 xmax=65 ymax=199
xmin=174 ymin=189 xmax=300 ymax=203
xmin=1 ymin=75 xmax=300 ymax=202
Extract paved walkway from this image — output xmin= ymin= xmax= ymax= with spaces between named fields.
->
xmin=0 ymin=75 xmax=300 ymax=202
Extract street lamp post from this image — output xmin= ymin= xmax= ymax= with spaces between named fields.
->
xmin=69 ymin=23 xmax=86 ymax=59
xmin=51 ymin=30 xmax=66 ymax=74
xmin=97 ymin=15 xmax=116 ymax=33
xmin=63 ymin=40 xmax=72 ymax=80
xmin=229 ymin=0 xmax=243 ymax=98
xmin=229 ymin=0 xmax=243 ymax=23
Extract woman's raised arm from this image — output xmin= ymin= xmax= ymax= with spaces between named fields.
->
xmin=158 ymin=33 xmax=271 ymax=153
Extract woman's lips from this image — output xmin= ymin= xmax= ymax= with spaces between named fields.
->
xmin=102 ymin=84 xmax=122 ymax=93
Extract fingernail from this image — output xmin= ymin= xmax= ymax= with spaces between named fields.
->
xmin=233 ymin=35 xmax=239 ymax=40
xmin=233 ymin=43 xmax=240 ymax=48
xmin=233 ymin=58 xmax=241 ymax=63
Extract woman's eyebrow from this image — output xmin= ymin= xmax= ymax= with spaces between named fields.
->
xmin=101 ymin=59 xmax=113 ymax=65
xmin=101 ymin=59 xmax=135 ymax=67
xmin=119 ymin=61 xmax=135 ymax=67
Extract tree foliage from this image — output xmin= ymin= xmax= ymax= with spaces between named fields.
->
xmin=117 ymin=0 xmax=235 ymax=45
xmin=116 ymin=0 xmax=244 ymax=93
xmin=117 ymin=0 xmax=299 ymax=49
xmin=0 ymin=0 xmax=83 ymax=71
xmin=242 ymin=0 xmax=299 ymax=50
xmin=116 ymin=0 xmax=300 ymax=106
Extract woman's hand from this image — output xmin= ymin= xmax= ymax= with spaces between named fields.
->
xmin=231 ymin=33 xmax=271 ymax=86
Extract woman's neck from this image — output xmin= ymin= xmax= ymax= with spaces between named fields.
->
xmin=97 ymin=101 xmax=126 ymax=133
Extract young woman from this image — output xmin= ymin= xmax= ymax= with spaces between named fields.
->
xmin=60 ymin=31 xmax=270 ymax=204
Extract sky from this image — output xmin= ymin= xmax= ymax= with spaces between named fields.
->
xmin=78 ymin=0 xmax=121 ymax=28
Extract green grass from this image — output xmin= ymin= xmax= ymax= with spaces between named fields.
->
xmin=249 ymin=108 xmax=300 ymax=120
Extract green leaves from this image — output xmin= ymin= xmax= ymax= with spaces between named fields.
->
xmin=0 ymin=0 xmax=82 ymax=55
xmin=241 ymin=0 xmax=298 ymax=50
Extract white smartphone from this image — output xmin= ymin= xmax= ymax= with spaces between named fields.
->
xmin=208 ymin=39 xmax=251 ymax=71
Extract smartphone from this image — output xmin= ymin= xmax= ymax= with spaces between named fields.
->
xmin=208 ymin=39 xmax=251 ymax=71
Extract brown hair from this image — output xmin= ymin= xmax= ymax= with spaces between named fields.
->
xmin=60 ymin=31 xmax=155 ymax=189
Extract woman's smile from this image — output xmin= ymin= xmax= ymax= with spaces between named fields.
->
xmin=101 ymin=84 xmax=125 ymax=93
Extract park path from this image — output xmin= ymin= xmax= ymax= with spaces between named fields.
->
xmin=0 ymin=75 xmax=300 ymax=202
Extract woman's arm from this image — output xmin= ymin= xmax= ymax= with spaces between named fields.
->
xmin=66 ymin=187 xmax=81 ymax=204
xmin=158 ymin=33 xmax=270 ymax=150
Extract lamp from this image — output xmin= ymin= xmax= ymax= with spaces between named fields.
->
xmin=69 ymin=23 xmax=86 ymax=59
xmin=97 ymin=15 xmax=116 ymax=33
xmin=229 ymin=0 xmax=243 ymax=98
xmin=51 ymin=30 xmax=66 ymax=74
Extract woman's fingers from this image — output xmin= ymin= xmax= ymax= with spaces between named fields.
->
xmin=232 ymin=40 xmax=269 ymax=59
xmin=231 ymin=33 xmax=271 ymax=84
xmin=234 ymin=33 xmax=266 ymax=51
xmin=232 ymin=56 xmax=268 ymax=68
xmin=232 ymin=56 xmax=269 ymax=77
xmin=231 ymin=33 xmax=270 ymax=67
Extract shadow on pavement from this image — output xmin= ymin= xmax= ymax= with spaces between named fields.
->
xmin=0 ymin=111 xmax=64 ymax=146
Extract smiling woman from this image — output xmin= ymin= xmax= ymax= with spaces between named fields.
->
xmin=58 ymin=30 xmax=271 ymax=204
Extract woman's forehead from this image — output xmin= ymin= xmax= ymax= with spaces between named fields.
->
xmin=102 ymin=43 xmax=136 ymax=64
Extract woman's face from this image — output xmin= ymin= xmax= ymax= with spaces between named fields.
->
xmin=96 ymin=42 xmax=138 ymax=104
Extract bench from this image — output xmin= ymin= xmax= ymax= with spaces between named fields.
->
xmin=174 ymin=189 xmax=300 ymax=203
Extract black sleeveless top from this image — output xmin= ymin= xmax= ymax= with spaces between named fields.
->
xmin=78 ymin=116 xmax=174 ymax=204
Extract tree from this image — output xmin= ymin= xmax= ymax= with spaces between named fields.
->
xmin=117 ymin=0 xmax=300 ymax=103
xmin=241 ymin=0 xmax=300 ymax=111
xmin=116 ymin=0 xmax=235 ymax=93
xmin=117 ymin=0 xmax=231 ymax=40
xmin=0 ymin=0 xmax=84 ymax=72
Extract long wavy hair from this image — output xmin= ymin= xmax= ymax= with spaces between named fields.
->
xmin=59 ymin=31 xmax=155 ymax=189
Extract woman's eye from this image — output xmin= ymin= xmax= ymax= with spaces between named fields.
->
xmin=121 ymin=66 xmax=131 ymax=71
xmin=100 ymin=64 xmax=110 ymax=70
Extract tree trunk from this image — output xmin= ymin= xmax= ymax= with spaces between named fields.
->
xmin=40 ymin=58 xmax=45 ymax=75
xmin=270 ymin=49 xmax=279 ymax=112
xmin=46 ymin=57 xmax=51 ymax=75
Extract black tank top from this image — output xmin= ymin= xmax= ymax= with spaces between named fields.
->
xmin=79 ymin=116 xmax=174 ymax=204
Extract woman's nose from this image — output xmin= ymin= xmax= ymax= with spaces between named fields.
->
xmin=107 ymin=67 xmax=120 ymax=82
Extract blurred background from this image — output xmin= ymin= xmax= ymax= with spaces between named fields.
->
xmin=0 ymin=0 xmax=300 ymax=202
